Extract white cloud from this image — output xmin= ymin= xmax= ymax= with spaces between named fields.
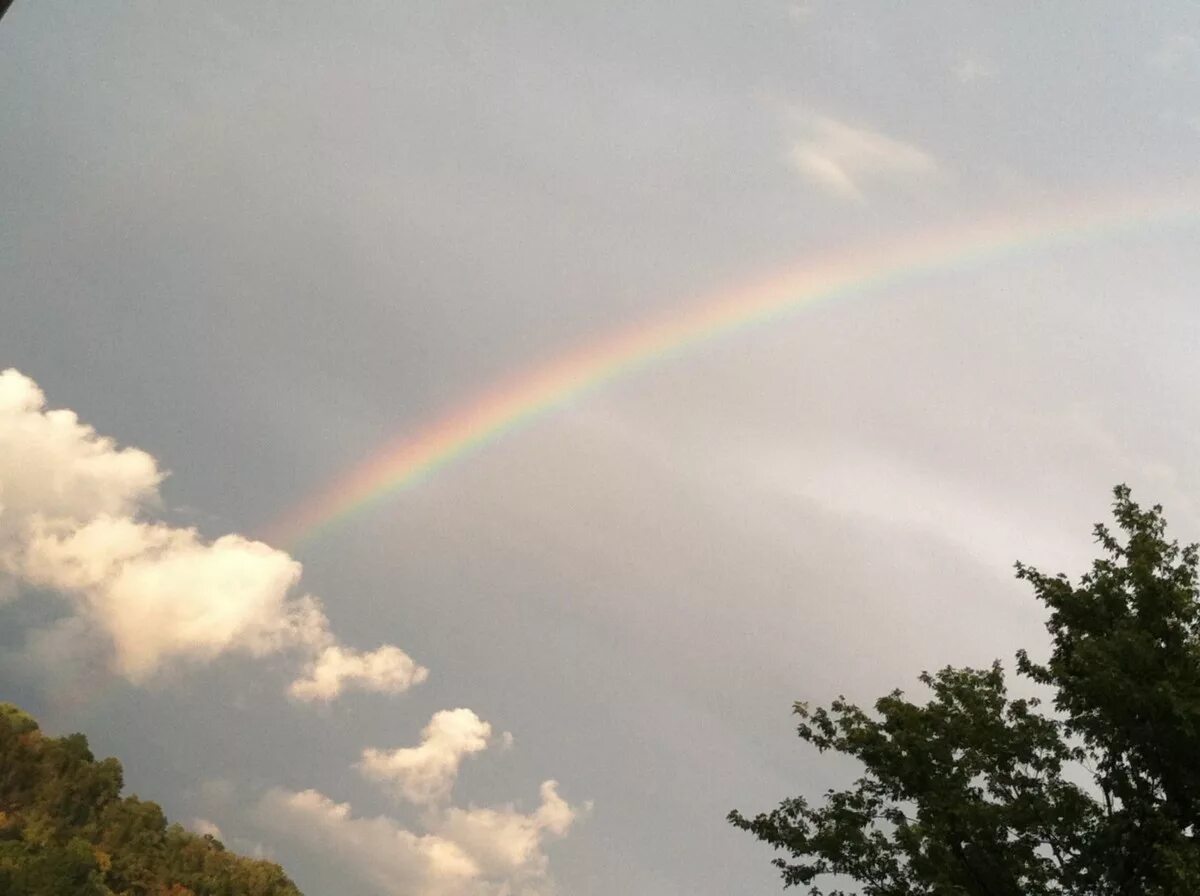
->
xmin=437 ymin=782 xmax=582 ymax=879
xmin=788 ymin=114 xmax=939 ymax=202
xmin=190 ymin=818 xmax=224 ymax=839
xmin=19 ymin=517 xmax=324 ymax=679
xmin=1 ymin=371 xmax=587 ymax=888
xmin=0 ymin=369 xmax=421 ymax=698
xmin=532 ymin=781 xmax=579 ymax=837
xmin=360 ymin=708 xmax=493 ymax=805
xmin=259 ymin=789 xmax=479 ymax=896
xmin=0 ymin=371 xmax=160 ymax=552
xmin=291 ymin=643 xmax=430 ymax=702
xmin=258 ymin=780 xmax=584 ymax=896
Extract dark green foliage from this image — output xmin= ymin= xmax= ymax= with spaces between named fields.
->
xmin=731 ymin=485 xmax=1200 ymax=895
xmin=0 ymin=704 xmax=302 ymax=896
xmin=0 ymin=705 xmax=37 ymax=736
xmin=0 ymin=837 xmax=108 ymax=896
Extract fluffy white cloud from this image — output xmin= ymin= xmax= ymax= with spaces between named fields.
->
xmin=259 ymin=789 xmax=479 ymax=896
xmin=258 ymin=780 xmax=583 ymax=896
xmin=19 ymin=517 xmax=322 ymax=679
xmin=436 ymin=782 xmax=580 ymax=880
xmin=359 ymin=708 xmax=493 ymax=805
xmin=0 ymin=371 xmax=160 ymax=547
xmin=789 ymin=114 xmax=939 ymax=201
xmin=0 ymin=368 xmax=421 ymax=698
xmin=291 ymin=643 xmax=430 ymax=702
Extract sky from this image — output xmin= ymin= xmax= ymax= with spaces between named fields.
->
xmin=3 ymin=3 xmax=1200 ymax=894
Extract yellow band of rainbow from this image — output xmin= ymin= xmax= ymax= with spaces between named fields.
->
xmin=266 ymin=188 xmax=1198 ymax=548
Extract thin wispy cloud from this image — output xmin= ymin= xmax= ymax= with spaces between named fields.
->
xmin=788 ymin=114 xmax=939 ymax=202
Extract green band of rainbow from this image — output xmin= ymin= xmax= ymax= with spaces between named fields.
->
xmin=267 ymin=189 xmax=1197 ymax=548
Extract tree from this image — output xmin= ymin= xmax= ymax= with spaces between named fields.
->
xmin=0 ymin=704 xmax=304 ymax=895
xmin=730 ymin=485 xmax=1200 ymax=895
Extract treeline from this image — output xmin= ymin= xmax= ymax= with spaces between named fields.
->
xmin=0 ymin=703 xmax=302 ymax=896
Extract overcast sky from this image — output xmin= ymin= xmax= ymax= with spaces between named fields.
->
xmin=4 ymin=3 xmax=1200 ymax=895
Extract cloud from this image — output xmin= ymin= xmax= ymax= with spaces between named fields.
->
xmin=0 ymin=369 xmax=422 ymax=699
xmin=19 ymin=517 xmax=323 ymax=679
xmin=360 ymin=708 xmax=493 ymax=805
xmin=788 ymin=114 xmax=939 ymax=201
xmin=0 ymin=371 xmax=160 ymax=548
xmin=258 ymin=789 xmax=478 ymax=896
xmin=190 ymin=818 xmax=224 ymax=839
xmin=437 ymin=782 xmax=581 ymax=877
xmin=258 ymin=780 xmax=584 ymax=896
xmin=291 ymin=643 xmax=430 ymax=702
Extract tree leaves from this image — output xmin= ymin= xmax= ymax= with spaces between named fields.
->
xmin=0 ymin=705 xmax=302 ymax=896
xmin=733 ymin=485 xmax=1200 ymax=895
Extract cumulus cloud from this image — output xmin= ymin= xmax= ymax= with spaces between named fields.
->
xmin=0 ymin=368 xmax=422 ymax=699
xmin=258 ymin=780 xmax=584 ymax=896
xmin=19 ymin=517 xmax=323 ymax=679
xmin=0 ymin=371 xmax=160 ymax=549
xmin=360 ymin=708 xmax=493 ymax=805
xmin=291 ymin=643 xmax=430 ymax=702
xmin=437 ymin=782 xmax=581 ymax=878
xmin=1 ymin=369 xmax=586 ymax=888
xmin=259 ymin=789 xmax=479 ymax=896
xmin=788 ymin=114 xmax=939 ymax=201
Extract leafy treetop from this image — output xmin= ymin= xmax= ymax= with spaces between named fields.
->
xmin=0 ymin=702 xmax=303 ymax=896
xmin=731 ymin=485 xmax=1200 ymax=895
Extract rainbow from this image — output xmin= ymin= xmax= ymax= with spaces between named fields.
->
xmin=267 ymin=188 xmax=1197 ymax=547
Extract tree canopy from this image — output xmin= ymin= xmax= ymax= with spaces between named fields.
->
xmin=731 ymin=485 xmax=1200 ymax=895
xmin=0 ymin=703 xmax=302 ymax=896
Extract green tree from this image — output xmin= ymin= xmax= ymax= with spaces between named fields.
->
xmin=0 ymin=836 xmax=108 ymax=896
xmin=730 ymin=485 xmax=1200 ymax=895
xmin=0 ymin=703 xmax=303 ymax=895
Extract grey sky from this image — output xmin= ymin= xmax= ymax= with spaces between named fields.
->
xmin=3 ymin=3 xmax=1200 ymax=894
